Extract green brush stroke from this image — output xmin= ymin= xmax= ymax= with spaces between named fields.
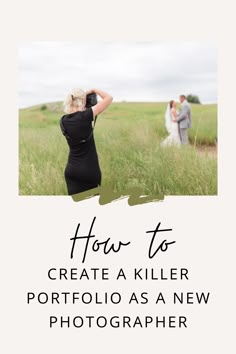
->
xmin=72 ymin=186 xmax=164 ymax=205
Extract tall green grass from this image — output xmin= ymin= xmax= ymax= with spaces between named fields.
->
xmin=19 ymin=102 xmax=217 ymax=196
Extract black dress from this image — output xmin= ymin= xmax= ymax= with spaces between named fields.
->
xmin=60 ymin=107 xmax=101 ymax=195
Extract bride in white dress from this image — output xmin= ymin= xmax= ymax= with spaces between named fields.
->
xmin=160 ymin=100 xmax=181 ymax=146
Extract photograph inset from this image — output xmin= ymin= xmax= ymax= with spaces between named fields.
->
xmin=19 ymin=42 xmax=217 ymax=199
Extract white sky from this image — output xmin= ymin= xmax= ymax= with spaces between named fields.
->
xmin=18 ymin=41 xmax=217 ymax=108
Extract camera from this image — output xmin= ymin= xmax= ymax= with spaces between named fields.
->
xmin=86 ymin=93 xmax=98 ymax=108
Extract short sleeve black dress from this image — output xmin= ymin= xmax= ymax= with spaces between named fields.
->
xmin=60 ymin=107 xmax=101 ymax=195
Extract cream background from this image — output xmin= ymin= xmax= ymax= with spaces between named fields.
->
xmin=0 ymin=0 xmax=235 ymax=353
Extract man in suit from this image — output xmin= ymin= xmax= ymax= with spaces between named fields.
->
xmin=176 ymin=95 xmax=192 ymax=145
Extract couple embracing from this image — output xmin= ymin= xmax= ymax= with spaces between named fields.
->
xmin=161 ymin=95 xmax=192 ymax=147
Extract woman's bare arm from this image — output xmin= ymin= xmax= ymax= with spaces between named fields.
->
xmin=171 ymin=108 xmax=177 ymax=121
xmin=87 ymin=88 xmax=113 ymax=117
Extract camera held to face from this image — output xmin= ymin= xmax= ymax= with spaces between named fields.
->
xmin=86 ymin=93 xmax=98 ymax=108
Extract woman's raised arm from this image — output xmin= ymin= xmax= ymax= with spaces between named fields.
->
xmin=87 ymin=88 xmax=113 ymax=117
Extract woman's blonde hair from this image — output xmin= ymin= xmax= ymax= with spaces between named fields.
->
xmin=63 ymin=88 xmax=86 ymax=114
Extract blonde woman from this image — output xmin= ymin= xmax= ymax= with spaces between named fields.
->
xmin=60 ymin=88 xmax=113 ymax=195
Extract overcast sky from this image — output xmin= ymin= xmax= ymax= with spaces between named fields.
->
xmin=18 ymin=42 xmax=217 ymax=108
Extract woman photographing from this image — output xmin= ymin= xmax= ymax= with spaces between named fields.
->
xmin=60 ymin=88 xmax=113 ymax=195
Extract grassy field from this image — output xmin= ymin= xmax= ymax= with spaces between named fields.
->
xmin=19 ymin=101 xmax=217 ymax=196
